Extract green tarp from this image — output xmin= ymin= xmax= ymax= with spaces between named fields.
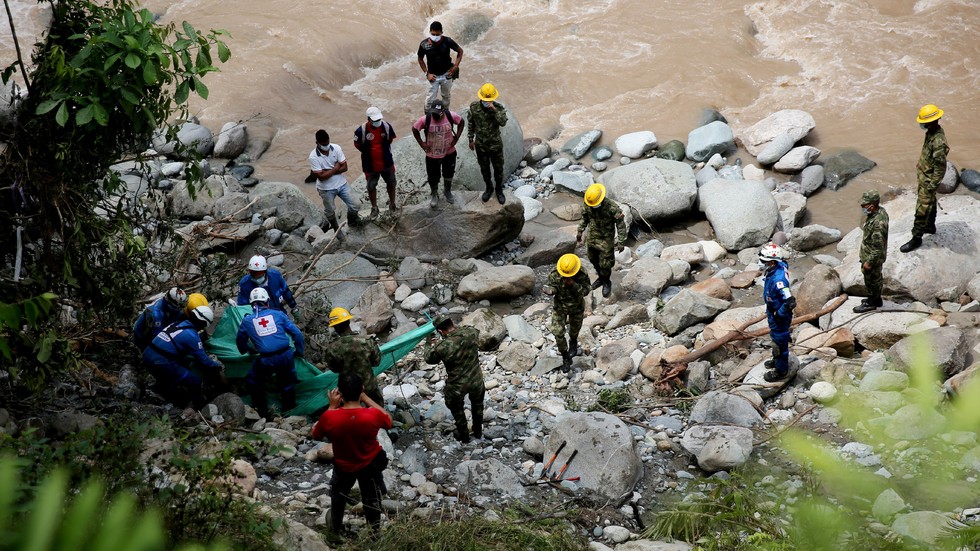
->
xmin=207 ymin=305 xmax=433 ymax=416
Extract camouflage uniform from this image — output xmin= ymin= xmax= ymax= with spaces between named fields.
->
xmin=467 ymin=101 xmax=508 ymax=196
xmin=424 ymin=325 xmax=485 ymax=440
xmin=547 ymin=268 xmax=591 ymax=355
xmin=323 ymin=335 xmax=384 ymax=404
xmin=860 ymin=200 xmax=889 ymax=303
xmin=912 ymin=125 xmax=948 ymax=238
xmin=577 ymin=198 xmax=627 ymax=281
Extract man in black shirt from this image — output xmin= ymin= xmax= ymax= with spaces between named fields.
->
xmin=417 ymin=21 xmax=463 ymax=112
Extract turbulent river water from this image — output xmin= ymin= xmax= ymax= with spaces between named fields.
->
xmin=3 ymin=0 xmax=979 ymax=232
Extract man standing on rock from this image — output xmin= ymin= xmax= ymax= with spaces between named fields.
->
xmin=236 ymin=288 xmax=305 ymax=419
xmin=312 ymin=373 xmax=391 ymax=537
xmin=417 ymin=21 xmax=463 ymax=111
xmin=412 ymin=99 xmax=465 ymax=208
xmin=424 ymin=316 xmax=485 ymax=443
xmin=854 ymin=190 xmax=889 ymax=313
xmin=759 ymin=243 xmax=795 ymax=382
xmin=310 ymin=129 xmax=361 ymax=238
xmin=548 ymin=254 xmax=591 ymax=372
xmin=900 ymin=104 xmax=949 ymax=253
xmin=322 ymin=307 xmax=384 ymax=405
xmin=236 ymin=255 xmax=300 ymax=320
xmin=353 ymin=106 xmax=398 ymax=220
xmin=577 ymin=183 xmax=627 ymax=298
xmin=467 ymin=83 xmax=508 ymax=205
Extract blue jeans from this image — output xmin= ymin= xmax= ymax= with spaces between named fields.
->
xmin=318 ymin=184 xmax=359 ymax=222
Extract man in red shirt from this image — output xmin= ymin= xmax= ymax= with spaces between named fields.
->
xmin=312 ymin=373 xmax=392 ymax=535
xmin=353 ymin=107 xmax=398 ymax=220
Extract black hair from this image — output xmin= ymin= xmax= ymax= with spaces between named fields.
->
xmin=430 ymin=21 xmax=442 ymax=32
xmin=315 ymin=129 xmax=329 ymax=143
xmin=436 ymin=317 xmax=454 ymax=331
xmin=337 ymin=373 xmax=363 ymax=402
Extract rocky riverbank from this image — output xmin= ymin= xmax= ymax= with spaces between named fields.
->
xmin=14 ymin=107 xmax=980 ymax=549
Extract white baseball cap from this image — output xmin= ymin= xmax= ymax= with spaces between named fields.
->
xmin=366 ymin=106 xmax=383 ymax=121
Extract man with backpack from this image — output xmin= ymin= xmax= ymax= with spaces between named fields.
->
xmin=412 ymin=100 xmax=465 ymax=208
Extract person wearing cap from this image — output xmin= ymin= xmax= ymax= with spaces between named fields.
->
xmin=424 ymin=316 xmax=485 ymax=443
xmin=310 ymin=129 xmax=361 ymax=239
xmin=577 ymin=183 xmax=627 ymax=298
xmin=133 ymin=287 xmax=188 ymax=351
xmin=854 ymin=190 xmax=889 ymax=313
xmin=322 ymin=307 xmax=384 ymax=405
xmin=901 ymin=104 xmax=949 ymax=253
xmin=412 ymin=99 xmax=465 ymax=208
xmin=467 ymin=83 xmax=509 ymax=205
xmin=758 ymin=243 xmax=795 ymax=382
xmin=548 ymin=254 xmax=592 ymax=371
xmin=237 ymin=287 xmax=306 ymax=418
xmin=417 ymin=21 xmax=463 ymax=111
xmin=142 ymin=305 xmax=224 ymax=409
xmin=353 ymin=107 xmax=398 ymax=220
xmin=236 ymin=255 xmax=300 ymax=319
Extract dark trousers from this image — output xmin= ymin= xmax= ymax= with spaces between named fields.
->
xmin=330 ymin=450 xmax=388 ymax=533
xmin=445 ymin=380 xmax=485 ymax=438
xmin=424 ymin=152 xmax=457 ymax=185
xmin=911 ymin=183 xmax=938 ymax=238
xmin=146 ymin=361 xmax=207 ymax=409
xmin=587 ymin=245 xmax=614 ymax=281
xmin=475 ymin=147 xmax=504 ymax=189
xmin=246 ymin=350 xmax=297 ymax=416
xmin=770 ymin=334 xmax=790 ymax=375
xmin=862 ymin=262 xmax=884 ymax=302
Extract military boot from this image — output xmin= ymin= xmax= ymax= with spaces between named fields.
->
xmin=429 ymin=182 xmax=439 ymax=208
xmin=561 ymin=350 xmax=572 ymax=373
xmin=481 ymin=181 xmax=493 ymax=202
xmin=367 ymin=189 xmax=380 ymax=220
xmin=591 ymin=278 xmax=603 ymax=291
xmin=453 ymin=421 xmax=470 ymax=444
xmin=495 ymin=182 xmax=506 ymax=205
xmin=443 ymin=178 xmax=456 ymax=204
xmin=601 ymin=278 xmax=612 ymax=298
xmin=569 ymin=338 xmax=579 ymax=358
xmin=853 ymin=299 xmax=878 ymax=314
xmin=900 ymin=237 xmax=922 ymax=253
xmin=472 ymin=410 xmax=483 ymax=440
xmin=323 ymin=215 xmax=344 ymax=241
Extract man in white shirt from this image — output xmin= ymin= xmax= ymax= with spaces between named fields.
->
xmin=309 ymin=129 xmax=361 ymax=238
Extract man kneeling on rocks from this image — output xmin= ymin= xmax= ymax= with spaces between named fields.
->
xmin=312 ymin=373 xmax=391 ymax=536
xmin=549 ymin=254 xmax=591 ymax=372
xmin=424 ymin=315 xmax=485 ymax=443
xmin=759 ymin=243 xmax=795 ymax=382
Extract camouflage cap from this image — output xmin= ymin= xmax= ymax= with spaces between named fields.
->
xmin=861 ymin=190 xmax=880 ymax=205
xmin=432 ymin=315 xmax=453 ymax=330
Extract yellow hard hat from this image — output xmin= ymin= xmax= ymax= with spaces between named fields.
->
xmin=184 ymin=293 xmax=209 ymax=317
xmin=328 ymin=307 xmax=353 ymax=327
xmin=556 ymin=254 xmax=581 ymax=277
xmin=584 ymin=183 xmax=606 ymax=207
xmin=917 ymin=104 xmax=943 ymax=124
xmin=477 ymin=83 xmax=499 ymax=102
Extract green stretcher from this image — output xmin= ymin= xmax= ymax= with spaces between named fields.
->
xmin=206 ymin=305 xmax=433 ymax=417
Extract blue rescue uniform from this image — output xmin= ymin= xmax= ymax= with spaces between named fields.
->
xmin=236 ymin=268 xmax=297 ymax=312
xmin=142 ymin=320 xmax=223 ymax=407
xmin=763 ymin=261 xmax=795 ymax=375
xmin=236 ymin=305 xmax=306 ymax=416
xmin=133 ymin=297 xmax=183 ymax=351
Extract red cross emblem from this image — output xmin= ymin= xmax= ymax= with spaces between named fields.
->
xmin=258 ymin=318 xmax=270 ymax=328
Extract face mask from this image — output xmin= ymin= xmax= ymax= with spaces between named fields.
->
xmin=431 ymin=112 xmax=444 ymax=120
xmin=318 ymin=144 xmax=330 ymax=152
xmin=371 ymin=120 xmax=382 ymax=128
xmin=862 ymin=206 xmax=874 ymax=216
xmin=920 ymin=123 xmax=928 ymax=130
xmin=430 ymin=34 xmax=442 ymax=42
xmin=251 ymin=275 xmax=267 ymax=285
xmin=481 ymin=101 xmax=492 ymax=108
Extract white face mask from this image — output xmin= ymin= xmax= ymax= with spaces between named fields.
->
xmin=371 ymin=120 xmax=383 ymax=128
xmin=430 ymin=34 xmax=442 ymax=42
xmin=481 ymin=101 xmax=492 ymax=108
xmin=862 ymin=206 xmax=874 ymax=216
xmin=317 ymin=144 xmax=330 ymax=152
xmin=251 ymin=275 xmax=267 ymax=285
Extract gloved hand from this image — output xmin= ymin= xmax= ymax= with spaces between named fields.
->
xmin=292 ymin=306 xmax=303 ymax=323
xmin=777 ymin=297 xmax=797 ymax=319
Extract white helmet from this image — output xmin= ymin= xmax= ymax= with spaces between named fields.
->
xmin=165 ymin=287 xmax=188 ymax=307
xmin=249 ymin=287 xmax=270 ymax=305
xmin=248 ymin=255 xmax=268 ymax=272
xmin=758 ymin=243 xmax=786 ymax=262
xmin=189 ymin=305 xmax=215 ymax=327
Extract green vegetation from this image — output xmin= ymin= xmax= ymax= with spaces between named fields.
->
xmin=590 ymin=387 xmax=634 ymax=414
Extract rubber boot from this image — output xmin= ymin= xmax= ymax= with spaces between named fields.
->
xmin=386 ymin=182 xmax=397 ymax=211
xmin=472 ymin=410 xmax=483 ymax=440
xmin=601 ymin=277 xmax=612 ymax=298
xmin=324 ymin=215 xmax=344 ymax=241
xmin=591 ymin=278 xmax=603 ymax=291
xmin=443 ymin=178 xmax=455 ymax=204
xmin=481 ymin=181 xmax=493 ymax=203
xmin=569 ymin=338 xmax=579 ymax=358
xmin=561 ymin=350 xmax=572 ymax=373
xmin=250 ymin=389 xmax=270 ymax=420
xmin=429 ymin=182 xmax=439 ymax=208
xmin=453 ymin=420 xmax=470 ymax=443
xmin=347 ymin=209 xmax=361 ymax=228
xmin=900 ymin=236 xmax=922 ymax=253
xmin=924 ymin=225 xmax=936 ymax=235
xmin=495 ymin=182 xmax=505 ymax=205
xmin=367 ymin=189 xmax=379 ymax=220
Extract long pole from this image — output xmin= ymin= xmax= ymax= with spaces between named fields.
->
xmin=2 ymin=0 xmax=31 ymax=93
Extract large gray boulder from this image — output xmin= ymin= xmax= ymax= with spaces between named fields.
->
xmin=351 ymin=104 xmax=523 ymax=194
xmin=343 ymin=191 xmax=524 ymax=262
xmin=795 ymin=264 xmax=842 ymax=317
xmin=821 ymin=150 xmax=876 ymax=191
xmin=351 ymin=282 xmax=393 ymax=335
xmin=756 ymin=133 xmax=795 ymax=165
xmin=836 ymin=194 xmax=980 ymax=303
xmin=621 ymin=255 xmax=674 ymax=300
xmin=820 ymin=297 xmax=936 ymax=351
xmin=681 ymin=425 xmax=754 ymax=472
xmin=516 ymin=225 xmax=577 ymax=268
xmin=886 ymin=326 xmax=969 ymax=378
xmin=153 ymin=121 xmax=215 ymax=157
xmin=614 ymin=131 xmax=658 ymax=158
xmin=653 ymin=289 xmax=731 ymax=336
xmin=457 ymin=265 xmax=535 ymax=301
xmin=738 ymin=109 xmax=815 ymax=157
xmin=774 ymin=191 xmax=807 ymax=233
xmin=891 ymin=511 xmax=956 ymax=547
xmin=686 ymin=121 xmax=734 ymax=162
xmin=248 ymin=182 xmax=325 ymax=229
xmin=561 ymin=130 xmax=602 ymax=159
xmin=168 ymin=175 xmax=227 ymax=219
xmin=461 ymin=308 xmax=507 ymax=350
xmin=304 ymin=253 xmax=378 ymax=310
xmin=689 ymin=391 xmax=763 ymax=427
xmin=698 ymin=179 xmax=779 ymax=251
xmin=213 ymin=122 xmax=248 ymax=159
xmin=546 ymin=412 xmax=643 ymax=503
xmin=773 ymin=146 xmax=821 ymax=173
xmin=603 ymin=158 xmax=698 ymax=224
xmin=456 ymin=458 xmax=526 ymax=500
xmin=788 ymin=224 xmax=842 ymax=251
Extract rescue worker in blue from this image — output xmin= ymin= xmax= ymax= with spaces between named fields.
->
xmin=759 ymin=243 xmax=796 ymax=382
xmin=236 ymin=287 xmax=306 ymax=419
xmin=133 ymin=287 xmax=188 ymax=351
xmin=236 ymin=255 xmax=301 ymax=320
xmin=141 ymin=305 xmax=224 ymax=408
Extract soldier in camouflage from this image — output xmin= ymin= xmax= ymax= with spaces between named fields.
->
xmin=424 ymin=316 xmax=485 ymax=443
xmin=549 ymin=254 xmax=591 ymax=371
xmin=901 ymin=104 xmax=949 ymax=253
xmin=577 ymin=183 xmax=627 ymax=298
xmin=468 ymin=83 xmax=508 ymax=205
xmin=323 ymin=307 xmax=384 ymax=405
xmin=854 ymin=190 xmax=889 ymax=313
